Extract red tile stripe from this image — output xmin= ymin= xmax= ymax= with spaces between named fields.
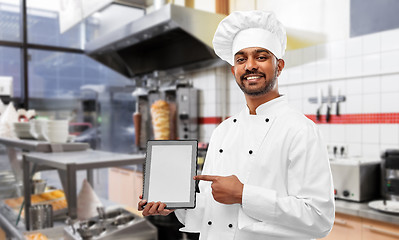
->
xmin=199 ymin=117 xmax=223 ymax=124
xmin=199 ymin=113 xmax=399 ymax=125
xmin=305 ymin=113 xmax=399 ymax=124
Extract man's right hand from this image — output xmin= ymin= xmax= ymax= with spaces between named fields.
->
xmin=138 ymin=195 xmax=175 ymax=216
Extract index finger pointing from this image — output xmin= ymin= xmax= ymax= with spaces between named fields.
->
xmin=194 ymin=175 xmax=219 ymax=182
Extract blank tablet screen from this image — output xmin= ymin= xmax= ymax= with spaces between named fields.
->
xmin=143 ymin=140 xmax=197 ymax=209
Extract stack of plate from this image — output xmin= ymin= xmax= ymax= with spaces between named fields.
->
xmin=14 ymin=122 xmax=36 ymax=139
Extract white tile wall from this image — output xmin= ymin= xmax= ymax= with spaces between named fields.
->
xmin=381 ymin=74 xmax=399 ymax=93
xmin=362 ymin=54 xmax=380 ymax=75
xmin=190 ymin=28 xmax=399 ymax=157
xmin=381 ymin=29 xmax=399 ymax=52
xmin=282 ymin=28 xmax=399 ymax=158
xmin=346 ymin=37 xmax=362 ymax=57
xmin=330 ymin=59 xmax=346 ymax=79
xmin=362 ymin=76 xmax=380 ymax=94
xmin=381 ymin=92 xmax=399 ymax=113
xmin=362 ymin=125 xmax=380 ymax=144
xmin=380 ymin=125 xmax=399 ymax=145
xmin=362 ymin=33 xmax=381 ymax=55
xmin=346 ymin=56 xmax=363 ymax=77
xmin=362 ymin=93 xmax=380 ymax=113
xmin=346 ymin=124 xmax=362 ymax=143
xmin=380 ymin=50 xmax=399 ymax=74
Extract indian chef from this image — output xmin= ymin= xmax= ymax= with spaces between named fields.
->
xmin=139 ymin=10 xmax=335 ymax=240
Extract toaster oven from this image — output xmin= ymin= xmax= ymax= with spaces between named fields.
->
xmin=330 ymin=158 xmax=380 ymax=202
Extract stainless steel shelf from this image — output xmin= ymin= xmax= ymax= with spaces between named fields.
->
xmin=0 ymin=137 xmax=89 ymax=152
xmin=23 ymin=150 xmax=145 ymax=230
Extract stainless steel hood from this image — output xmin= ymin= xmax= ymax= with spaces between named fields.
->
xmin=85 ymin=4 xmax=226 ymax=77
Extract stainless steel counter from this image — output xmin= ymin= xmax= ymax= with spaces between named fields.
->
xmin=335 ymin=199 xmax=399 ymax=225
xmin=0 ymin=137 xmax=89 ymax=152
xmin=23 ymin=150 xmax=145 ymax=230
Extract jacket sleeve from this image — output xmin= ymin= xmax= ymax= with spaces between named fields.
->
xmin=240 ymin=124 xmax=335 ymax=238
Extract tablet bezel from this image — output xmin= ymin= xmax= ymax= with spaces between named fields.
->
xmin=143 ymin=140 xmax=197 ymax=209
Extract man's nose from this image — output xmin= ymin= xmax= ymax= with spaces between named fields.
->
xmin=245 ymin=57 xmax=258 ymax=71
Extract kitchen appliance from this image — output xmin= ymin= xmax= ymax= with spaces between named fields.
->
xmin=64 ymin=208 xmax=157 ymax=240
xmin=175 ymin=85 xmax=198 ymax=140
xmin=330 ymin=158 xmax=380 ymax=202
xmin=28 ymin=204 xmax=53 ymax=230
xmin=133 ymin=82 xmax=199 ymax=150
xmin=381 ymin=149 xmax=399 ymax=201
xmin=85 ymin=4 xmax=226 ymax=77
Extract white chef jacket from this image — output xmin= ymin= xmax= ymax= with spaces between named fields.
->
xmin=175 ymin=95 xmax=335 ymax=240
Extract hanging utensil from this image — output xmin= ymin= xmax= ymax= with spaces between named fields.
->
xmin=133 ymin=102 xmax=141 ymax=147
xmin=336 ymin=88 xmax=341 ymax=116
xmin=316 ymin=88 xmax=323 ymax=122
xmin=326 ymin=85 xmax=332 ymax=123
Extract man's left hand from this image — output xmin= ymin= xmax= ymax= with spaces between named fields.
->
xmin=194 ymin=175 xmax=243 ymax=204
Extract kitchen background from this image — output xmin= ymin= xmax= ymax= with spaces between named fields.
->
xmin=1 ymin=0 xmax=398 ymax=158
xmin=1 ymin=0 xmax=399 ymax=239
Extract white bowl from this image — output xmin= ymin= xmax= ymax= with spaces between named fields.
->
xmin=43 ymin=129 xmax=69 ymax=143
xmin=44 ymin=134 xmax=69 ymax=143
xmin=47 ymin=120 xmax=69 ymax=127
xmin=47 ymin=125 xmax=69 ymax=131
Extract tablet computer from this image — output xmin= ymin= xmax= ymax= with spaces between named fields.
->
xmin=143 ymin=140 xmax=197 ymax=209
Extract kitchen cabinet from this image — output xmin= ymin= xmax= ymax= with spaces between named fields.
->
xmin=320 ymin=212 xmax=399 ymax=240
xmin=321 ymin=213 xmax=362 ymax=240
xmin=362 ymin=218 xmax=399 ymax=240
xmin=108 ymin=167 xmax=143 ymax=209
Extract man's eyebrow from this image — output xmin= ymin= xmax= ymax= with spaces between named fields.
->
xmin=256 ymin=49 xmax=272 ymax=54
xmin=234 ymin=51 xmax=244 ymax=56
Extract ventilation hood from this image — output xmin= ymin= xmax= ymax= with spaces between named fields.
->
xmin=85 ymin=4 xmax=226 ymax=78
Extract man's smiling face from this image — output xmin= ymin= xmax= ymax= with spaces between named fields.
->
xmin=231 ymin=47 xmax=283 ymax=97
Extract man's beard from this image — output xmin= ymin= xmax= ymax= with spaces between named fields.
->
xmin=237 ymin=66 xmax=278 ymax=96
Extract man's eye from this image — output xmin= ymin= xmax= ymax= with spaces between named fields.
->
xmin=257 ymin=56 xmax=268 ymax=60
xmin=236 ymin=58 xmax=245 ymax=63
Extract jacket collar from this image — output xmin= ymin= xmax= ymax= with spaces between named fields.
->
xmin=245 ymin=95 xmax=287 ymax=116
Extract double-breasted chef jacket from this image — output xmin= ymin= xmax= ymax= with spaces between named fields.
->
xmin=175 ymin=95 xmax=335 ymax=240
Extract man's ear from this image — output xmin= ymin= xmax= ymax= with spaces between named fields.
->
xmin=231 ymin=66 xmax=235 ymax=75
xmin=277 ymin=59 xmax=285 ymax=76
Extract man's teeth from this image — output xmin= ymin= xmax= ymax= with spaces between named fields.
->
xmin=246 ymin=76 xmax=261 ymax=80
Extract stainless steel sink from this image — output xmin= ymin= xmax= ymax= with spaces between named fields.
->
xmin=64 ymin=208 xmax=157 ymax=240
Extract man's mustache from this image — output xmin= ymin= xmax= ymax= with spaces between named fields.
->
xmin=240 ymin=70 xmax=266 ymax=81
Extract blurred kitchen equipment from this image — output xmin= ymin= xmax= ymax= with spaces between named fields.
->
xmin=133 ymin=80 xmax=198 ymax=150
xmin=176 ymin=83 xmax=198 ymax=140
xmin=85 ymin=4 xmax=225 ymax=78
xmin=31 ymin=179 xmax=46 ymax=194
xmin=133 ymin=102 xmax=142 ymax=147
xmin=28 ymin=204 xmax=53 ymax=230
xmin=133 ymin=88 xmax=151 ymax=150
xmin=64 ymin=208 xmax=157 ymax=240
xmin=381 ymin=149 xmax=399 ymax=201
xmin=330 ymin=158 xmax=380 ymax=202
xmin=368 ymin=200 xmax=399 ymax=214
